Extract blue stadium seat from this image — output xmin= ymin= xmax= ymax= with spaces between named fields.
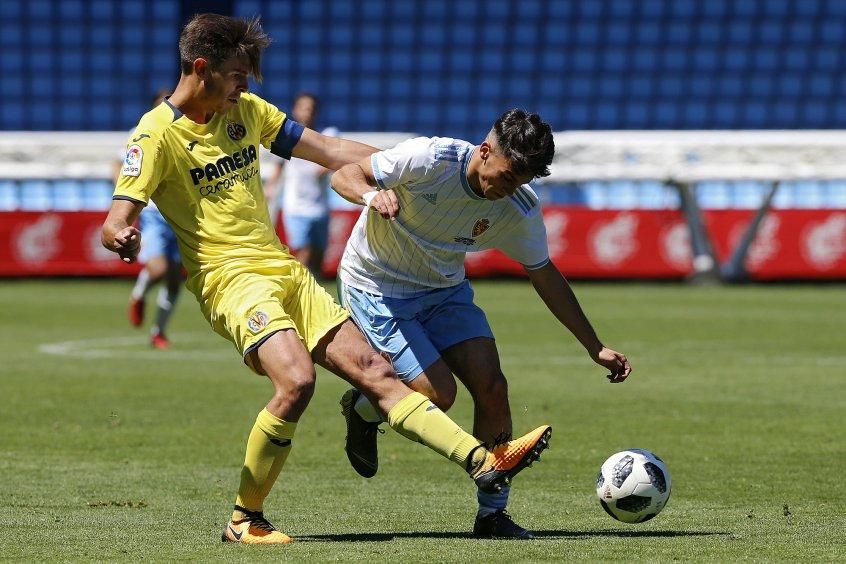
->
xmin=639 ymin=181 xmax=679 ymax=209
xmin=809 ymin=75 xmax=834 ymax=97
xmin=696 ymin=21 xmax=723 ymax=44
xmin=601 ymin=49 xmax=628 ymax=72
xmin=19 ymin=180 xmax=52 ymax=211
xmin=561 ymin=103 xmax=589 ymax=129
xmin=607 ymin=0 xmax=634 ymax=18
xmin=1 ymin=103 xmax=24 ymax=129
xmin=732 ymin=0 xmax=761 ymax=17
xmin=82 ymin=180 xmax=113 ymax=211
xmin=593 ymin=103 xmax=619 ymax=128
xmin=732 ymin=181 xmax=769 ymax=209
xmin=814 ymin=48 xmax=839 ymax=71
xmin=752 ymin=47 xmax=779 ymax=71
xmin=777 ymin=73 xmax=803 ymax=97
xmin=697 ymin=181 xmax=732 ymax=209
xmin=606 ymin=181 xmax=639 ymax=209
xmin=827 ymin=181 xmax=846 ymax=208
xmin=792 ymin=180 xmax=827 ymax=208
xmin=802 ymin=100 xmax=830 ymax=126
xmin=52 ymin=180 xmax=84 ymax=211
xmin=598 ymin=76 xmax=624 ymax=98
xmin=632 ymin=49 xmax=659 ymax=71
xmin=0 ymin=76 xmax=22 ymax=97
xmin=89 ymin=0 xmax=115 ymax=19
xmin=746 ymin=74 xmax=773 ymax=97
xmin=151 ymin=0 xmax=178 ymax=19
xmin=771 ymin=182 xmax=796 ymax=209
xmin=819 ymin=18 xmax=846 ymax=45
xmin=0 ymin=181 xmax=18 ymax=211
xmin=58 ymin=0 xmax=85 ymax=19
xmin=772 ymin=100 xmax=798 ymax=126
xmin=604 ymin=22 xmax=632 ymax=47
xmin=390 ymin=0 xmax=417 ymax=20
xmin=794 ymin=0 xmax=821 ymax=16
xmin=784 ymin=49 xmax=811 ymax=71
xmin=583 ymin=182 xmax=609 ymax=209
xmin=27 ymin=0 xmax=52 ymax=18
xmin=0 ymin=1 xmax=21 ymax=18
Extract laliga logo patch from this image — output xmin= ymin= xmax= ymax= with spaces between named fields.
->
xmin=121 ymin=144 xmax=143 ymax=177
xmin=472 ymin=218 xmax=491 ymax=237
xmin=226 ymin=121 xmax=247 ymax=141
xmin=247 ymin=310 xmax=269 ymax=334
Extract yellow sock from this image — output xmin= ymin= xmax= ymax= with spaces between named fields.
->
xmin=234 ymin=408 xmax=297 ymax=515
xmin=387 ymin=392 xmax=484 ymax=470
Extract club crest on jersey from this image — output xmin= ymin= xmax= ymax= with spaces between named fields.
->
xmin=226 ymin=121 xmax=247 ymax=141
xmin=121 ymin=144 xmax=143 ymax=177
xmin=247 ymin=310 xmax=269 ymax=333
xmin=472 ymin=218 xmax=491 ymax=237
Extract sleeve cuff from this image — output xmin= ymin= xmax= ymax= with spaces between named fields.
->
xmin=371 ymin=153 xmax=389 ymax=191
xmin=523 ymin=258 xmax=550 ymax=270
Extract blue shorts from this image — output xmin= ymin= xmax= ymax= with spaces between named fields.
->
xmin=284 ymin=214 xmax=329 ymax=251
xmin=338 ymin=280 xmax=494 ymax=383
xmin=139 ymin=207 xmax=180 ymax=264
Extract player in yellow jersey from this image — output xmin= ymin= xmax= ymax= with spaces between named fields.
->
xmin=100 ymin=13 xmax=552 ymax=545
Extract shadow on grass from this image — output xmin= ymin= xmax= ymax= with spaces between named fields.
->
xmin=298 ymin=530 xmax=731 ymax=542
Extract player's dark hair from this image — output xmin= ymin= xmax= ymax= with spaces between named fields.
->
xmin=294 ymin=91 xmax=319 ymax=109
xmin=491 ymin=109 xmax=555 ymax=179
xmin=179 ymin=13 xmax=271 ymax=81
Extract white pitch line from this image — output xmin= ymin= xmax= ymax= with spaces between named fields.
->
xmin=38 ymin=333 xmax=233 ymax=361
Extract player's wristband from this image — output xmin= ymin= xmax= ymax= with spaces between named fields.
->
xmin=362 ymin=190 xmax=378 ymax=207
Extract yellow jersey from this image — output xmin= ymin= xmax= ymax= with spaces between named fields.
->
xmin=113 ymin=92 xmax=300 ymax=299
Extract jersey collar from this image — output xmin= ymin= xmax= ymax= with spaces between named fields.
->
xmin=460 ymin=146 xmax=485 ymax=200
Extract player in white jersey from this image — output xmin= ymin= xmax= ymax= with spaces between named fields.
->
xmin=332 ymin=109 xmax=632 ymax=539
xmin=264 ymin=93 xmax=336 ymax=277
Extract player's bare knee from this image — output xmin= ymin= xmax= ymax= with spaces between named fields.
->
xmin=270 ymin=368 xmax=316 ymax=404
xmin=473 ymin=371 xmax=509 ymax=404
xmin=429 ymin=377 xmax=457 ymax=411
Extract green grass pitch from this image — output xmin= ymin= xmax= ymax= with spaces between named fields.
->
xmin=1 ymin=279 xmax=843 ymax=561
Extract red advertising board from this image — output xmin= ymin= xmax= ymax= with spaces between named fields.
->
xmin=1 ymin=209 xmax=845 ymax=279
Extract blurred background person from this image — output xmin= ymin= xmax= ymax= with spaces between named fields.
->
xmin=264 ymin=93 xmax=338 ymax=279
xmin=113 ymin=90 xmax=183 ymax=350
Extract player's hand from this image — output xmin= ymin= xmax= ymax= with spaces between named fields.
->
xmin=592 ymin=346 xmax=631 ymax=383
xmin=365 ymin=189 xmax=400 ymax=220
xmin=114 ymin=226 xmax=141 ymax=263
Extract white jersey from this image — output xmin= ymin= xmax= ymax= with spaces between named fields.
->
xmin=281 ymin=126 xmax=338 ymax=218
xmin=339 ymin=137 xmax=550 ymax=298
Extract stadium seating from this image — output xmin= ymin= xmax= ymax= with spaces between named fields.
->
xmin=1 ymin=0 xmax=844 ymax=211
xmin=1 ymin=0 xmax=844 ymax=137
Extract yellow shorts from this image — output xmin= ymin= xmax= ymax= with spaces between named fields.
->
xmin=199 ymin=256 xmax=349 ymax=370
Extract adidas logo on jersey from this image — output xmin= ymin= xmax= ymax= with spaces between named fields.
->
xmin=422 ymin=193 xmax=438 ymax=205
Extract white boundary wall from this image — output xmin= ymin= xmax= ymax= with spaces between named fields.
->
xmin=547 ymin=130 xmax=846 ymax=183
xmin=3 ymin=130 xmax=846 ymax=182
xmin=0 ymin=131 xmax=417 ymax=180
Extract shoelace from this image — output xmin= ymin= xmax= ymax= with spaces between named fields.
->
xmin=242 ymin=511 xmax=276 ymax=533
xmin=362 ymin=424 xmax=385 ymax=438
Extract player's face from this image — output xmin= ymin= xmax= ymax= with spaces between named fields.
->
xmin=292 ymin=96 xmax=317 ymax=127
xmin=477 ymin=143 xmax=534 ymax=201
xmin=203 ymin=55 xmax=251 ymax=113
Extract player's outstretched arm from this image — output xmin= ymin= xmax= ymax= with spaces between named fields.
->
xmin=525 ymin=262 xmax=632 ymax=383
xmin=331 ymin=158 xmax=400 ymax=220
xmin=292 ymin=128 xmax=377 ymax=172
xmin=102 ymin=199 xmax=144 ymax=264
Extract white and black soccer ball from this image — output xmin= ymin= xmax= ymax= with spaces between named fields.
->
xmin=595 ymin=449 xmax=671 ymax=523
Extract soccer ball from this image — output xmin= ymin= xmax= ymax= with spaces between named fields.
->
xmin=595 ymin=449 xmax=671 ymax=523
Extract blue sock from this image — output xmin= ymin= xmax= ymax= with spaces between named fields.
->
xmin=477 ymin=486 xmax=510 ymax=517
